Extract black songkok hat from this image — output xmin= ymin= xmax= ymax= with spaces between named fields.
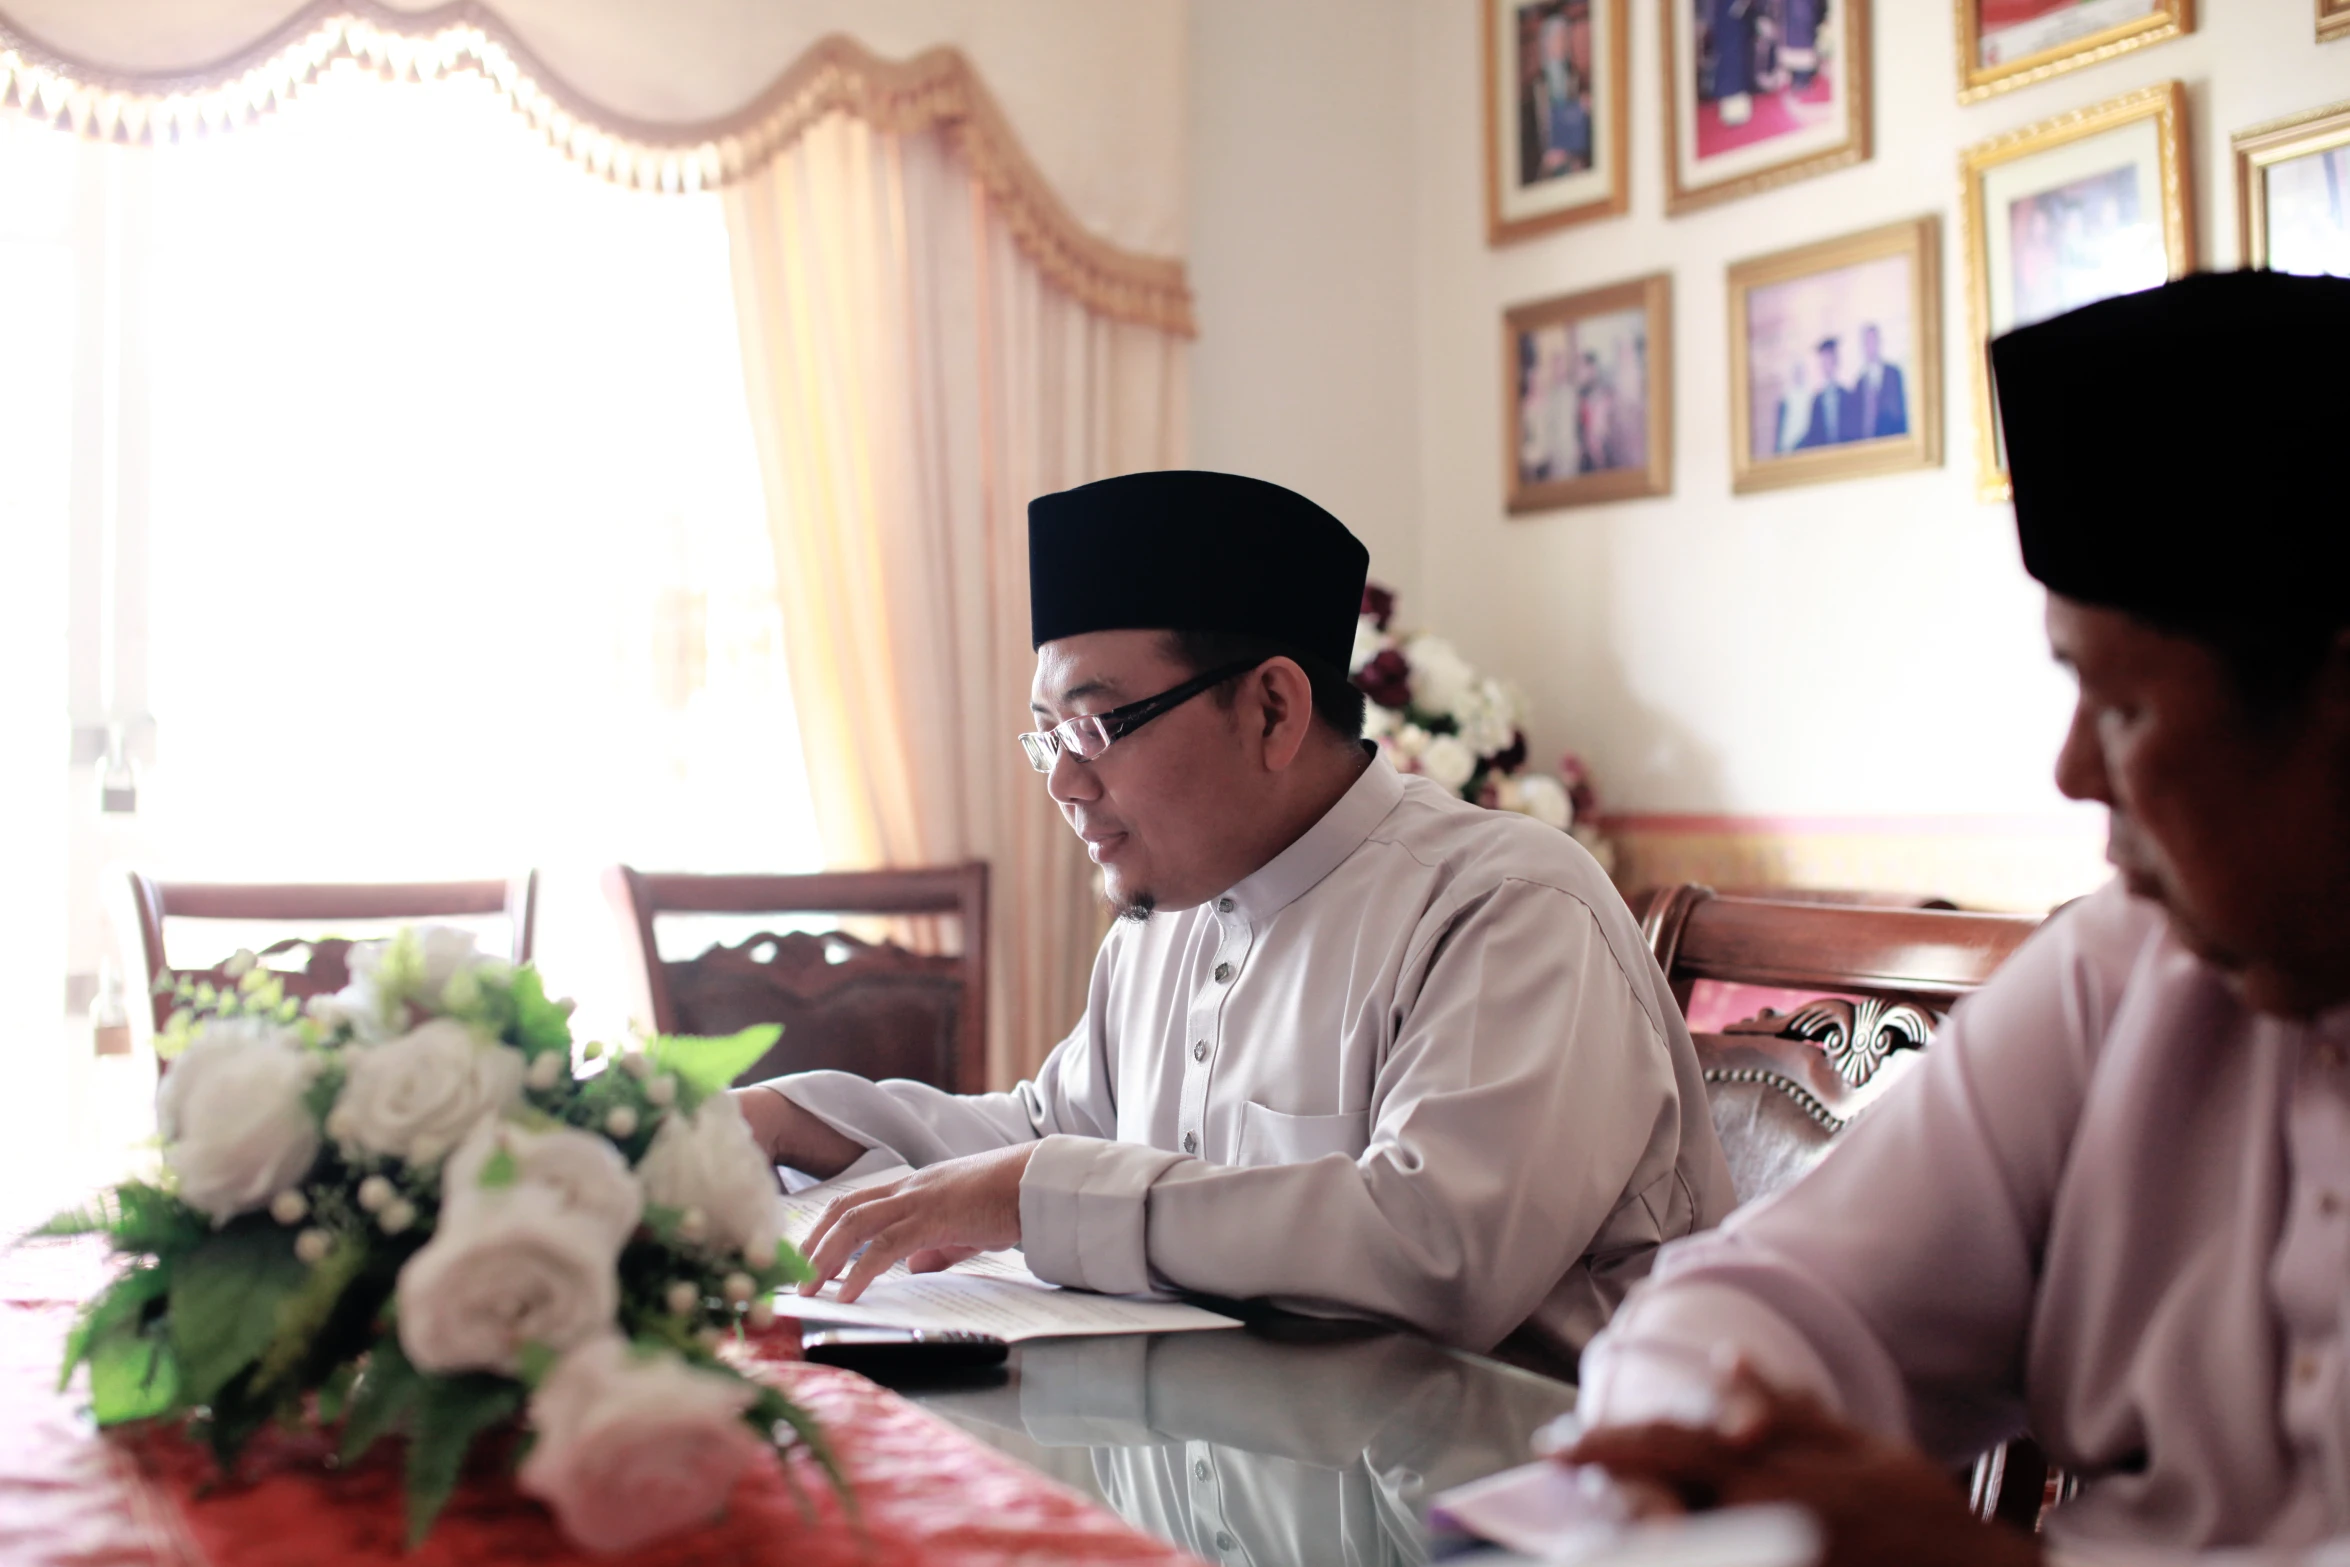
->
xmin=1028 ymin=471 xmax=1370 ymax=672
xmin=1990 ymin=270 xmax=2350 ymax=627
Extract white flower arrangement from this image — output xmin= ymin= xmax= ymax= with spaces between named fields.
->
xmin=1352 ymin=582 xmax=1615 ymax=871
xmin=39 ymin=927 xmax=837 ymax=1553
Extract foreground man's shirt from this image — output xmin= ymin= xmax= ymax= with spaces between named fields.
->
xmin=1581 ymin=881 xmax=2350 ymax=1561
xmin=768 ymin=755 xmax=1735 ymax=1358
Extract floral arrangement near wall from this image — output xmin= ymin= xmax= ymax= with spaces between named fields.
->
xmin=39 ymin=929 xmax=838 ymax=1554
xmin=1351 ymin=583 xmax=1614 ymax=873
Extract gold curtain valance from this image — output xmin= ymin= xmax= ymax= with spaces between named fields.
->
xmin=0 ymin=0 xmax=1194 ymax=336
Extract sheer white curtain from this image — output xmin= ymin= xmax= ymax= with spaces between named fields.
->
xmin=131 ymin=65 xmax=822 ymax=1043
xmin=725 ymin=114 xmax=1187 ymax=1087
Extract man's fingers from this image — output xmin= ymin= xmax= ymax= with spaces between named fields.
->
xmin=797 ymin=1194 xmax=902 ymax=1294
xmin=801 ymin=1181 xmax=898 ymax=1264
xmin=834 ymin=1221 xmax=925 ymax=1303
xmin=907 ymin=1245 xmax=982 ymax=1275
xmin=1564 ymin=1421 xmax=1745 ymax=1501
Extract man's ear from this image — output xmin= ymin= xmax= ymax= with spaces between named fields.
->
xmin=1254 ymin=657 xmax=1316 ymax=772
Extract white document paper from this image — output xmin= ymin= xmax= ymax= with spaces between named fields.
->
xmin=770 ymin=1166 xmax=1242 ymax=1344
xmin=1429 ymin=1461 xmax=1821 ymax=1567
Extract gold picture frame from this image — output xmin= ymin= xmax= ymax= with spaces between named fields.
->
xmin=1954 ymin=0 xmax=2191 ymax=103
xmin=1662 ymin=0 xmax=1871 ymax=215
xmin=2236 ymin=99 xmax=2350 ymax=271
xmin=2323 ymin=0 xmax=2350 ymax=44
xmin=1960 ymin=82 xmax=2193 ymax=501
xmin=1727 ymin=217 xmax=1942 ymax=496
xmin=1486 ymin=0 xmax=1632 ymax=244
xmin=1504 ymin=273 xmax=1673 ymax=513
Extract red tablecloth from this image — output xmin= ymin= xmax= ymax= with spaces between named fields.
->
xmin=0 ymin=1238 xmax=1200 ymax=1567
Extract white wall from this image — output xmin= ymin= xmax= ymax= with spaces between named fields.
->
xmin=1405 ymin=0 xmax=2346 ymax=824
xmin=1187 ymin=0 xmax=1426 ymax=603
xmin=1196 ymin=0 xmax=2347 ymax=841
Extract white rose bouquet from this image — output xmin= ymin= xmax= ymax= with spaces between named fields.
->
xmin=1351 ymin=582 xmax=1615 ymax=872
xmin=35 ymin=928 xmax=839 ymax=1553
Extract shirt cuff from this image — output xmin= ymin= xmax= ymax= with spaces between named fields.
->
xmin=1020 ymin=1134 xmax=1187 ymax=1295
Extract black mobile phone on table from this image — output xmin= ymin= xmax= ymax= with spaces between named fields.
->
xmin=800 ymin=1327 xmax=1009 ymax=1384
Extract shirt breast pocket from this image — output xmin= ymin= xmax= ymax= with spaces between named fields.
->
xmin=1235 ymin=1101 xmax=1370 ymax=1167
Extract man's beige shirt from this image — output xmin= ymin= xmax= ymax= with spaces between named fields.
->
xmin=768 ymin=755 xmax=1734 ymax=1357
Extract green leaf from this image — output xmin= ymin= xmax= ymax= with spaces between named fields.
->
xmin=513 ymin=1341 xmax=556 ymax=1388
xmin=475 ymin=1145 xmax=518 ymax=1191
xmin=316 ymin=1361 xmax=358 ymax=1423
xmin=250 ymin=1233 xmax=368 ymax=1397
xmin=648 ymin=1025 xmax=782 ymax=1098
xmin=504 ymin=966 xmax=573 ymax=1059
xmin=87 ymin=1328 xmax=179 ymax=1424
xmin=405 ymin=1374 xmax=522 ymax=1548
xmin=62 ymin=1264 xmax=171 ymax=1386
xmin=339 ymin=1338 xmax=425 ymax=1467
xmin=168 ymin=1220 xmax=309 ymax=1406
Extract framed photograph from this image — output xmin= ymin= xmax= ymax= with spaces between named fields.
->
xmin=2237 ymin=100 xmax=2350 ymax=275
xmin=1961 ymin=82 xmax=2193 ymax=500
xmin=1662 ymin=0 xmax=1871 ymax=215
xmin=2323 ymin=0 xmax=2350 ymax=43
xmin=1955 ymin=0 xmax=2192 ymax=103
xmin=1485 ymin=0 xmax=1631 ymax=244
xmin=1504 ymin=273 xmax=1672 ymax=513
xmin=1727 ymin=217 xmax=1942 ymax=495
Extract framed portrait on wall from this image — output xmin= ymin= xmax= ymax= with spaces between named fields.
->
xmin=1961 ymin=82 xmax=2193 ymax=500
xmin=1485 ymin=0 xmax=1631 ymax=244
xmin=2236 ymin=100 xmax=2350 ymax=275
xmin=1726 ymin=217 xmax=1941 ymax=495
xmin=2322 ymin=0 xmax=2350 ymax=43
xmin=1504 ymin=273 xmax=1672 ymax=513
xmin=1662 ymin=0 xmax=1871 ymax=215
xmin=1955 ymin=0 xmax=2192 ymax=103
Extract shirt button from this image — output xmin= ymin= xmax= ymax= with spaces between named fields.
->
xmin=2323 ymin=1191 xmax=2344 ymax=1219
xmin=1182 ymin=1131 xmax=1198 ymax=1154
xmin=1213 ymin=962 xmax=1234 ymax=983
xmin=1193 ymin=1039 xmax=1209 ymax=1062
xmin=1194 ymin=1459 xmax=1211 ymax=1482
xmin=1215 ymin=1532 xmax=1235 ymax=1552
xmin=1217 ymin=896 xmax=1235 ymax=913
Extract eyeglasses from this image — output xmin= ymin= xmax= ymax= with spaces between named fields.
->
xmin=1019 ymin=659 xmax=1266 ymax=773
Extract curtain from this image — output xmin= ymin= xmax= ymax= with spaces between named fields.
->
xmin=725 ymin=113 xmax=1187 ymax=1088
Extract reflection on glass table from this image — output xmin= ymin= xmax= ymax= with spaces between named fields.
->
xmin=905 ymin=1321 xmax=1576 ymax=1566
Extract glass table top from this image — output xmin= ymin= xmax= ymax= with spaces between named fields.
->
xmin=903 ymin=1321 xmax=1577 ymax=1566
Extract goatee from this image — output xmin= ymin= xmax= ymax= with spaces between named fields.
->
xmin=1114 ymin=891 xmax=1158 ymax=923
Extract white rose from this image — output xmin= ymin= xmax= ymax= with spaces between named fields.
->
xmin=1490 ymin=775 xmax=1526 ymax=814
xmin=444 ymin=1118 xmax=644 ymax=1251
xmin=1360 ymin=701 xmax=1397 ymax=741
xmin=1388 ymin=722 xmax=1431 ymax=762
xmin=334 ymin=1019 xmax=524 ymax=1163
xmin=633 ymin=1094 xmax=780 ymax=1263
xmin=348 ymin=924 xmax=486 ymax=1012
xmin=518 ymin=1333 xmax=764 ymax=1554
xmin=1419 ymin=733 xmax=1479 ymax=791
xmin=157 ymin=1017 xmax=321 ymax=1226
xmin=1349 ymin=615 xmax=1390 ymax=674
xmin=1516 ymin=773 xmax=1574 ymax=830
xmin=396 ymin=1184 xmax=620 ymax=1374
xmin=1403 ymin=633 xmax=1477 ymax=717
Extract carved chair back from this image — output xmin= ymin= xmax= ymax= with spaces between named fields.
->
xmin=1637 ymin=884 xmax=2042 ymax=1204
xmin=604 ymin=864 xmax=989 ymax=1095
xmin=127 ymin=872 xmax=539 ymax=1033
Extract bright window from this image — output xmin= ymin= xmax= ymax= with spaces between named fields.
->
xmin=0 ymin=67 xmax=820 ymax=1216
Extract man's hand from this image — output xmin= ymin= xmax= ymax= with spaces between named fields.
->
xmin=1562 ymin=1365 xmax=2042 ymax=1567
xmin=798 ymin=1144 xmax=1037 ymax=1302
xmin=729 ymin=1086 xmax=869 ymax=1181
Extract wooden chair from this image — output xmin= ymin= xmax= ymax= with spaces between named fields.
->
xmin=604 ymin=864 xmax=989 ymax=1094
xmin=1638 ymin=883 xmax=2053 ymax=1528
xmin=128 ymin=872 xmax=538 ymax=1032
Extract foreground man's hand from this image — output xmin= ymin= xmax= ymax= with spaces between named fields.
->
xmin=798 ymin=1144 xmax=1037 ymax=1302
xmin=1563 ymin=1365 xmax=2043 ymax=1567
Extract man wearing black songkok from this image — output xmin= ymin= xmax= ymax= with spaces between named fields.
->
xmin=735 ymin=469 xmax=1734 ymax=1366
xmin=1567 ymin=271 xmax=2350 ymax=1563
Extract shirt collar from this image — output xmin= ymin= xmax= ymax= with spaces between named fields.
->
xmin=1218 ymin=751 xmax=1405 ymax=926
